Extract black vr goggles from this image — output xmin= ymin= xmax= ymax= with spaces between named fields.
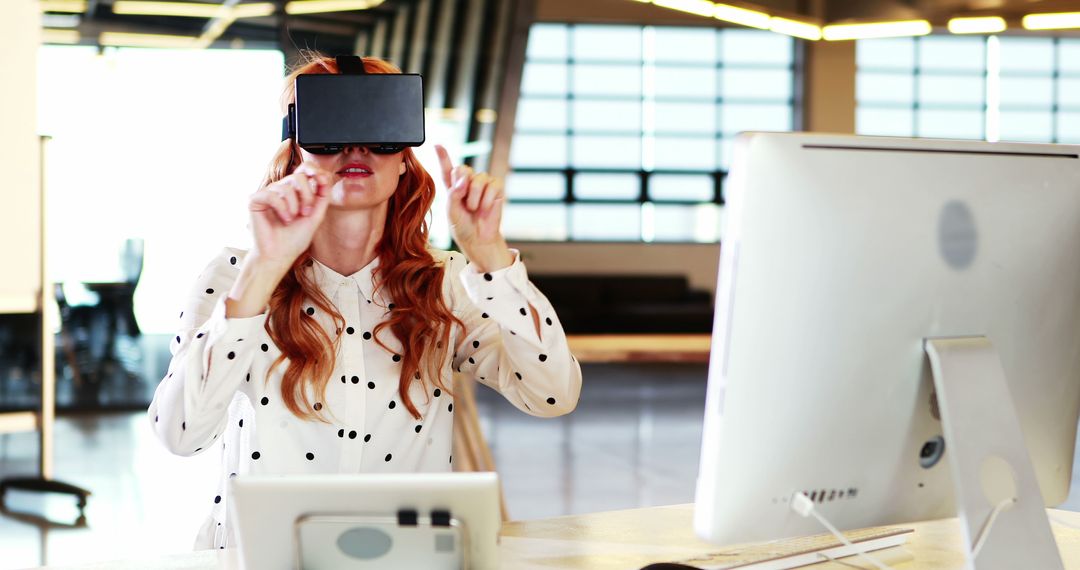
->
xmin=281 ymin=55 xmax=425 ymax=155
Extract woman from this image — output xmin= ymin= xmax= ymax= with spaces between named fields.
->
xmin=147 ymin=55 xmax=582 ymax=550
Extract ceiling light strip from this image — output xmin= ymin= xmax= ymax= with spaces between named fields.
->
xmin=948 ymin=16 xmax=1006 ymax=34
xmin=823 ymin=20 xmax=932 ymax=41
xmin=1023 ymin=12 xmax=1080 ymax=31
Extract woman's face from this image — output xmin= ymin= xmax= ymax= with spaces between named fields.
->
xmin=297 ymin=145 xmax=407 ymax=211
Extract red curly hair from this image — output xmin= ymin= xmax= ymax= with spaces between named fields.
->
xmin=258 ymin=53 xmax=464 ymax=421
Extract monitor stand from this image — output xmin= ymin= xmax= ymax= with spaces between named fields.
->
xmin=925 ymin=337 xmax=1063 ymax=570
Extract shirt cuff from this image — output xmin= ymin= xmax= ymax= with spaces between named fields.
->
xmin=459 ymin=248 xmax=537 ymax=306
xmin=204 ymin=295 xmax=270 ymax=349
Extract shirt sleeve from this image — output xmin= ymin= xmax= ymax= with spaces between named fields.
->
xmin=147 ymin=248 xmax=268 ymax=456
xmin=446 ymin=249 xmax=582 ymax=417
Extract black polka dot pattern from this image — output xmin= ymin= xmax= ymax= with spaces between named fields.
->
xmin=157 ymin=248 xmax=578 ymax=487
xmin=214 ymin=495 xmax=221 ymax=504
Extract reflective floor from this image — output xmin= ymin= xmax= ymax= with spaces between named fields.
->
xmin=3 ymin=361 xmax=1080 ymax=569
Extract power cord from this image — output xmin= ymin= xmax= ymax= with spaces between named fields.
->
xmin=790 ymin=492 xmax=896 ymax=570
xmin=970 ymin=497 xmax=1015 ymax=559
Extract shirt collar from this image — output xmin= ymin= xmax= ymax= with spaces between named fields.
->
xmin=308 ymin=255 xmax=381 ymax=302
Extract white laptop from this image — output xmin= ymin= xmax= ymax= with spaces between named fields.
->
xmin=229 ymin=472 xmax=501 ymax=570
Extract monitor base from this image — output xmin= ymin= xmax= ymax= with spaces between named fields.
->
xmin=925 ymin=337 xmax=1063 ymax=570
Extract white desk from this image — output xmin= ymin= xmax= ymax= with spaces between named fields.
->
xmin=28 ymin=505 xmax=1080 ymax=569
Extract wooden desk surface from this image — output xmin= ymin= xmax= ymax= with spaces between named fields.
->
xmin=566 ymin=334 xmax=712 ymax=363
xmin=31 ymin=504 xmax=1080 ymax=569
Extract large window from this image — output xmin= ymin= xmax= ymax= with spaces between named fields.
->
xmin=38 ymin=46 xmax=285 ymax=335
xmin=856 ymin=36 xmax=986 ymax=139
xmin=507 ymin=24 xmax=796 ymax=242
xmin=858 ymin=35 xmax=1080 ymax=145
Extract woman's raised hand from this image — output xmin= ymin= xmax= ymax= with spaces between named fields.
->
xmin=248 ymin=162 xmax=337 ymax=268
xmin=435 ymin=145 xmax=514 ymax=272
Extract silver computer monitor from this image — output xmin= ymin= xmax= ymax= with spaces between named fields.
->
xmin=694 ymin=132 xmax=1080 ymax=549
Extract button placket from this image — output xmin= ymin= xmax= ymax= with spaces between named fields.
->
xmin=337 ymin=279 xmax=368 ymax=472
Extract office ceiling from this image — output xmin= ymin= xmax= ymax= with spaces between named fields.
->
xmin=40 ymin=0 xmax=1080 ymax=51
xmin=43 ymin=0 xmax=416 ymax=51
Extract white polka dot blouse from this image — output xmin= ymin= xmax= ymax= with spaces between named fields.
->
xmin=146 ymin=246 xmax=582 ymax=550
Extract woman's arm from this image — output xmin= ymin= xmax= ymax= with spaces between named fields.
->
xmin=446 ymin=250 xmax=582 ymax=417
xmin=147 ymin=248 xmax=270 ymax=456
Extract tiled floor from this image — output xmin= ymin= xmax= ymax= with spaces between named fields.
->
xmin=3 ymin=361 xmax=1080 ymax=569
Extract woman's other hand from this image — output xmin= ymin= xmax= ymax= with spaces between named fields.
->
xmin=435 ymin=144 xmax=514 ymax=272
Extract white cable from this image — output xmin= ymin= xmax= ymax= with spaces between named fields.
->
xmin=791 ymin=492 xmax=896 ymax=570
xmin=970 ymin=497 xmax=1015 ymax=559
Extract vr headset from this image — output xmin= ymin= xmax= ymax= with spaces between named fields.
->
xmin=281 ymin=55 xmax=425 ymax=155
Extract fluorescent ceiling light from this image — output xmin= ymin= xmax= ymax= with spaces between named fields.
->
xmin=823 ymin=20 xmax=931 ymax=41
xmin=42 ymin=13 xmax=81 ymax=27
xmin=232 ymin=3 xmax=276 ymax=18
xmin=1023 ymin=12 xmax=1080 ymax=30
xmin=99 ymin=31 xmax=200 ymax=49
xmin=714 ymin=3 xmax=770 ymax=29
xmin=39 ymin=0 xmax=87 ymax=13
xmin=112 ymin=1 xmax=226 ymax=18
xmin=770 ymin=16 xmax=821 ymax=40
xmin=651 ymin=0 xmax=716 ymax=18
xmin=948 ymin=16 xmax=1006 ymax=34
xmin=474 ymin=109 xmax=498 ymax=124
xmin=112 ymin=1 xmax=275 ymax=18
xmin=41 ymin=29 xmax=81 ymax=44
xmin=284 ymin=0 xmax=384 ymax=15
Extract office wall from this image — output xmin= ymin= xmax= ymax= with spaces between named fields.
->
xmin=804 ymin=40 xmax=857 ymax=134
xmin=513 ymin=242 xmax=722 ymax=295
xmin=0 ymin=1 xmax=42 ymax=313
